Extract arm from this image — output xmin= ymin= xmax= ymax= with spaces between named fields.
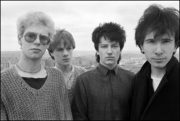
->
xmin=71 ymin=76 xmax=88 ymax=120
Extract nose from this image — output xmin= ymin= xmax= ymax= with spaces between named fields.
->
xmin=34 ymin=35 xmax=41 ymax=45
xmin=107 ymin=46 xmax=113 ymax=54
xmin=63 ymin=49 xmax=69 ymax=56
xmin=154 ymin=43 xmax=163 ymax=55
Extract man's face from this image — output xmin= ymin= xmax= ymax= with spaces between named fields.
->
xmin=98 ymin=36 xmax=121 ymax=69
xmin=52 ymin=44 xmax=73 ymax=66
xmin=141 ymin=31 xmax=177 ymax=70
xmin=19 ymin=25 xmax=50 ymax=60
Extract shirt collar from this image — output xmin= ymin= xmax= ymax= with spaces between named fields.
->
xmin=97 ymin=63 xmax=118 ymax=76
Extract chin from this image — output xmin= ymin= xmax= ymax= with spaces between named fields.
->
xmin=62 ymin=63 xmax=70 ymax=66
xmin=31 ymin=56 xmax=42 ymax=60
xmin=106 ymin=61 xmax=115 ymax=65
xmin=106 ymin=63 xmax=116 ymax=67
xmin=151 ymin=63 xmax=167 ymax=69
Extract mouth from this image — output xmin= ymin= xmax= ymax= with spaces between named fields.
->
xmin=30 ymin=48 xmax=41 ymax=52
xmin=152 ymin=58 xmax=166 ymax=62
xmin=63 ymin=58 xmax=70 ymax=61
xmin=106 ymin=57 xmax=114 ymax=59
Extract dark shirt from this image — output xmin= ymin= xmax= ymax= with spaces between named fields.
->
xmin=71 ymin=64 xmax=134 ymax=120
xmin=23 ymin=76 xmax=47 ymax=89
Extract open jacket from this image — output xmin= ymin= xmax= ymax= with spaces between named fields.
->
xmin=131 ymin=56 xmax=179 ymax=120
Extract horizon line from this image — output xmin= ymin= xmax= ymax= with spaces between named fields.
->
xmin=1 ymin=48 xmax=179 ymax=52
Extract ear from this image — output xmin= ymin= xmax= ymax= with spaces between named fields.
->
xmin=96 ymin=50 xmax=99 ymax=55
xmin=47 ymin=43 xmax=50 ymax=48
xmin=50 ymin=51 xmax=55 ymax=60
xmin=18 ymin=35 xmax=22 ymax=46
xmin=140 ymin=45 xmax=145 ymax=54
xmin=173 ymin=46 xmax=178 ymax=55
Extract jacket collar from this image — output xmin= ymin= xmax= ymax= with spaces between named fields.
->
xmin=97 ymin=63 xmax=118 ymax=76
xmin=138 ymin=61 xmax=151 ymax=78
xmin=165 ymin=56 xmax=179 ymax=76
xmin=139 ymin=56 xmax=178 ymax=78
xmin=139 ymin=56 xmax=179 ymax=119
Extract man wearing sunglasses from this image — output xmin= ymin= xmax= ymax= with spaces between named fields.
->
xmin=1 ymin=11 xmax=72 ymax=120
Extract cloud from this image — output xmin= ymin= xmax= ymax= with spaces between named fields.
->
xmin=1 ymin=1 xmax=179 ymax=51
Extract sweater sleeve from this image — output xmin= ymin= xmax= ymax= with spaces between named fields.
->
xmin=1 ymin=99 xmax=7 ymax=120
xmin=71 ymin=76 xmax=88 ymax=120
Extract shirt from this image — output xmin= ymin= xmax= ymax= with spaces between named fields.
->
xmin=15 ymin=64 xmax=48 ymax=89
xmin=22 ymin=77 xmax=47 ymax=89
xmin=15 ymin=64 xmax=47 ymax=78
xmin=151 ymin=76 xmax=162 ymax=91
xmin=71 ymin=64 xmax=134 ymax=120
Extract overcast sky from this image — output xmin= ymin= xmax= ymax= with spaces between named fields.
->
xmin=1 ymin=1 xmax=179 ymax=52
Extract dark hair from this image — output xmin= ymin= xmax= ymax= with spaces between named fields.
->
xmin=135 ymin=4 xmax=179 ymax=51
xmin=48 ymin=29 xmax=75 ymax=60
xmin=92 ymin=22 xmax=126 ymax=63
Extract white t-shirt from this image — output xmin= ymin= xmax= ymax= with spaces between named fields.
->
xmin=151 ymin=75 xmax=162 ymax=91
xmin=15 ymin=64 xmax=47 ymax=78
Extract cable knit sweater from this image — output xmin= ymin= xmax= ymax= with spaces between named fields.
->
xmin=1 ymin=66 xmax=72 ymax=120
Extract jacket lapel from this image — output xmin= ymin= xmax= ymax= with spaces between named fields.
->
xmin=140 ymin=56 xmax=178 ymax=119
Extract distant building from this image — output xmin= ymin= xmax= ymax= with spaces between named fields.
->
xmin=1 ymin=60 xmax=11 ymax=71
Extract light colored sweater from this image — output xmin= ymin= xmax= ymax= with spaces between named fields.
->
xmin=54 ymin=65 xmax=86 ymax=105
xmin=66 ymin=66 xmax=86 ymax=104
xmin=1 ymin=66 xmax=72 ymax=120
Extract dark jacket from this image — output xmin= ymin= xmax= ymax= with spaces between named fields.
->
xmin=131 ymin=56 xmax=179 ymax=120
xmin=71 ymin=64 xmax=134 ymax=120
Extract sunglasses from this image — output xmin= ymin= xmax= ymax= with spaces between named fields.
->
xmin=24 ymin=32 xmax=50 ymax=45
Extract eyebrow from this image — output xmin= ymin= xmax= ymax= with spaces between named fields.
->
xmin=56 ymin=45 xmax=73 ymax=49
xmin=144 ymin=38 xmax=173 ymax=42
xmin=161 ymin=38 xmax=173 ymax=42
xmin=144 ymin=38 xmax=154 ymax=41
xmin=99 ymin=44 xmax=108 ymax=46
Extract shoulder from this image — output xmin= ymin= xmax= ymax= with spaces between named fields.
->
xmin=45 ymin=67 xmax=65 ymax=81
xmin=45 ymin=67 xmax=63 ymax=75
xmin=117 ymin=66 xmax=135 ymax=78
xmin=45 ymin=67 xmax=67 ymax=88
xmin=1 ymin=66 xmax=16 ymax=79
xmin=131 ymin=62 xmax=151 ymax=87
xmin=74 ymin=68 xmax=98 ymax=91
xmin=135 ymin=61 xmax=150 ymax=78
xmin=1 ymin=66 xmax=19 ymax=91
xmin=76 ymin=67 xmax=97 ymax=82
xmin=74 ymin=65 xmax=87 ymax=73
xmin=170 ymin=57 xmax=179 ymax=71
xmin=167 ymin=57 xmax=179 ymax=80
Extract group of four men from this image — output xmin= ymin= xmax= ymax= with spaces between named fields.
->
xmin=1 ymin=4 xmax=179 ymax=120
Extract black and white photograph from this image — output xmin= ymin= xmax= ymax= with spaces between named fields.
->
xmin=1 ymin=1 xmax=179 ymax=120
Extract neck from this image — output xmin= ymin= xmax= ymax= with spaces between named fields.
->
xmin=151 ymin=66 xmax=166 ymax=78
xmin=56 ymin=63 xmax=72 ymax=73
xmin=101 ymin=63 xmax=117 ymax=70
xmin=17 ymin=54 xmax=42 ymax=73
